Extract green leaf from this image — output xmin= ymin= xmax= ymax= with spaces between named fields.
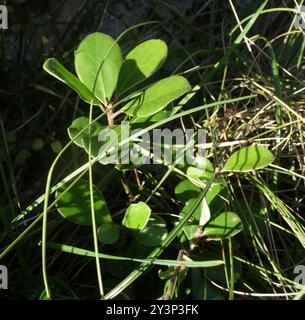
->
xmin=133 ymin=215 xmax=168 ymax=246
xmin=181 ymin=199 xmax=202 ymax=222
xmin=32 ymin=138 xmax=45 ymax=151
xmin=116 ymin=39 xmax=167 ymax=95
xmin=68 ymin=117 xmax=102 ymax=147
xmin=81 ymin=122 xmax=148 ymax=168
xmin=122 ymin=75 xmax=191 ymax=117
xmin=14 ymin=149 xmax=31 ymax=166
xmin=223 ymin=145 xmax=274 ymax=172
xmin=43 ymin=58 xmax=100 ymax=105
xmin=122 ymin=201 xmax=151 ymax=230
xmin=56 ymin=179 xmax=112 ymax=225
xmin=131 ymin=108 xmax=172 ymax=127
xmin=180 ymin=181 xmax=228 ymax=221
xmin=183 ymin=224 xmax=199 ymax=241
xmin=187 ymin=157 xmax=214 ymax=182
xmin=174 ymin=179 xmax=200 ymax=202
xmin=203 ymin=211 xmax=243 ymax=240
xmin=82 ymin=123 xmax=130 ymax=164
xmin=74 ymin=32 xmax=122 ymax=104
xmin=98 ymin=223 xmax=120 ymax=244
xmin=51 ymin=140 xmax=62 ymax=154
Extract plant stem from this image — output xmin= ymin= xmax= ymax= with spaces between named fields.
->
xmin=88 ymin=103 xmax=104 ymax=299
xmin=106 ymin=103 xmax=115 ymax=128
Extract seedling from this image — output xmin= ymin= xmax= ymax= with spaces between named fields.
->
xmin=43 ymin=32 xmax=275 ymax=298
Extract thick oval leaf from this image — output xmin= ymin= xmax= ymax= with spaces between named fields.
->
xmin=74 ymin=32 xmax=122 ymax=103
xmin=68 ymin=117 xmax=103 ymax=147
xmin=131 ymin=108 xmax=172 ymax=128
xmin=82 ymin=123 xmax=130 ymax=164
xmin=223 ymin=145 xmax=274 ymax=172
xmin=180 ymin=181 xmax=228 ymax=221
xmin=98 ymin=223 xmax=120 ymax=244
xmin=187 ymin=157 xmax=214 ymax=182
xmin=203 ymin=211 xmax=243 ymax=240
xmin=43 ymin=58 xmax=100 ymax=105
xmin=81 ymin=122 xmax=149 ymax=168
xmin=116 ymin=39 xmax=167 ymax=95
xmin=56 ymin=180 xmax=112 ymax=225
xmin=132 ymin=215 xmax=168 ymax=246
xmin=122 ymin=201 xmax=151 ymax=230
xmin=122 ymin=75 xmax=191 ymax=117
xmin=175 ymin=179 xmax=200 ymax=202
xmin=183 ymin=224 xmax=199 ymax=241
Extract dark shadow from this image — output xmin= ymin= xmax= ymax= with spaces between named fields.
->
xmin=125 ymin=89 xmax=146 ymax=117
xmin=117 ymin=57 xmax=164 ymax=95
xmin=230 ymin=145 xmax=261 ymax=171
xmin=117 ymin=59 xmax=147 ymax=94
xmin=206 ymin=211 xmax=241 ymax=239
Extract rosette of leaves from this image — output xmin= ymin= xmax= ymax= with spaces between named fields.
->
xmin=43 ymin=32 xmax=191 ymax=158
xmin=176 ymin=145 xmax=274 ymax=242
xmin=43 ymin=33 xmax=190 ymax=242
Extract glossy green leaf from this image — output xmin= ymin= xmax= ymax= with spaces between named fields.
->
xmin=187 ymin=157 xmax=214 ymax=182
xmin=98 ymin=223 xmax=120 ymax=244
xmin=203 ymin=211 xmax=243 ymax=240
xmin=183 ymin=211 xmax=243 ymax=240
xmin=122 ymin=75 xmax=191 ymax=117
xmin=82 ymin=123 xmax=130 ymax=164
xmin=81 ymin=122 xmax=149 ymax=168
xmin=116 ymin=39 xmax=167 ymax=95
xmin=132 ymin=108 xmax=172 ymax=125
xmin=68 ymin=117 xmax=103 ymax=147
xmin=133 ymin=215 xmax=168 ymax=246
xmin=74 ymin=32 xmax=122 ymax=103
xmin=183 ymin=224 xmax=199 ymax=241
xmin=56 ymin=180 xmax=112 ymax=225
xmin=122 ymin=201 xmax=151 ymax=230
xmin=180 ymin=181 xmax=228 ymax=221
xmin=223 ymin=145 xmax=274 ymax=172
xmin=43 ymin=58 xmax=100 ymax=105
xmin=174 ymin=179 xmax=200 ymax=202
